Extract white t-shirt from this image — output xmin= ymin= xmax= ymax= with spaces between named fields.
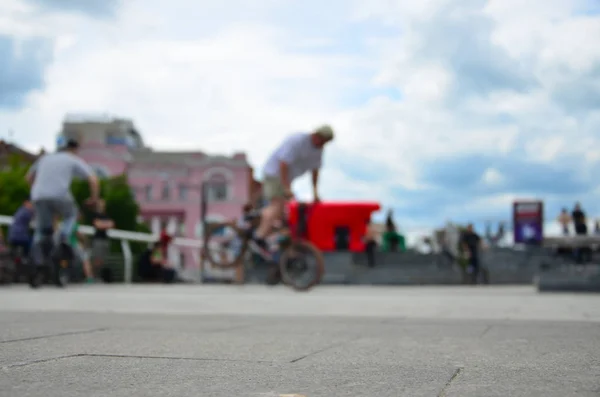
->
xmin=262 ymin=133 xmax=323 ymax=182
xmin=28 ymin=152 xmax=94 ymax=201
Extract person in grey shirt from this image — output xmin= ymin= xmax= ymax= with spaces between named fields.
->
xmin=26 ymin=139 xmax=100 ymax=254
xmin=256 ymin=124 xmax=334 ymax=244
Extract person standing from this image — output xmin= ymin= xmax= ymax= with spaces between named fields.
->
xmin=461 ymin=224 xmax=484 ymax=284
xmin=364 ymin=219 xmax=378 ymax=267
xmin=571 ymin=202 xmax=587 ymax=235
xmin=68 ymin=213 xmax=95 ymax=283
xmin=90 ymin=199 xmax=114 ymax=276
xmin=571 ymin=203 xmax=590 ymax=264
xmin=557 ymin=208 xmax=571 ymax=235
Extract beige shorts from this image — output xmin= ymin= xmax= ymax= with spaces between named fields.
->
xmin=262 ymin=176 xmax=286 ymax=201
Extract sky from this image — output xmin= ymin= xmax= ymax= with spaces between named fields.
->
xmin=1 ymin=0 xmax=600 ymax=239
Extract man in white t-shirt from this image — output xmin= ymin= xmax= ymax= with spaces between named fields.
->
xmin=254 ymin=125 xmax=335 ymax=245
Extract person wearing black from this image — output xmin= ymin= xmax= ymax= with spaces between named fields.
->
xmin=91 ymin=200 xmax=114 ymax=278
xmin=572 ymin=202 xmax=587 ymax=235
xmin=384 ymin=210 xmax=400 ymax=252
xmin=572 ymin=203 xmax=591 ymax=264
xmin=461 ymin=223 xmax=483 ymax=284
xmin=364 ymin=219 xmax=378 ymax=267
xmin=137 ymin=242 xmax=163 ymax=282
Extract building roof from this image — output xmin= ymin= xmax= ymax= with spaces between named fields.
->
xmin=130 ymin=150 xmax=249 ymax=167
xmin=0 ymin=140 xmax=40 ymax=163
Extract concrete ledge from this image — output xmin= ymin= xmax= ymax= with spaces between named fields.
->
xmin=536 ymin=264 xmax=600 ymax=293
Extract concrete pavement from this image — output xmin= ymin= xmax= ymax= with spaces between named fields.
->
xmin=0 ymin=285 xmax=599 ymax=396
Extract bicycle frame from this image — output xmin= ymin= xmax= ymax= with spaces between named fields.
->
xmin=246 ymin=238 xmax=274 ymax=261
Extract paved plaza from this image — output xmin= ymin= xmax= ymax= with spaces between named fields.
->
xmin=0 ymin=284 xmax=599 ymax=397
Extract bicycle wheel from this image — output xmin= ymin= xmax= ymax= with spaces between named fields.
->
xmin=29 ymin=238 xmax=53 ymax=289
xmin=0 ymin=253 xmax=11 ymax=284
xmin=279 ymin=239 xmax=324 ymax=291
xmin=52 ymin=243 xmax=72 ymax=288
xmin=203 ymin=222 xmax=248 ymax=268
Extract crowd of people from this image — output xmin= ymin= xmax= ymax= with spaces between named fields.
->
xmin=558 ymin=202 xmax=600 ymax=236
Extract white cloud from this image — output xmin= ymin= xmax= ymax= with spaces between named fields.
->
xmin=1 ymin=0 xmax=600 ymax=235
xmin=481 ymin=168 xmax=504 ymax=185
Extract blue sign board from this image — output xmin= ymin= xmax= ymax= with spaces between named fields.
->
xmin=513 ymin=201 xmax=544 ymax=244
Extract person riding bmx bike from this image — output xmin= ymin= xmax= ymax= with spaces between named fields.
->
xmin=254 ymin=124 xmax=334 ymax=283
xmin=26 ymin=139 xmax=99 ymax=284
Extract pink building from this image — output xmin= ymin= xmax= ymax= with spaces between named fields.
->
xmin=57 ymin=114 xmax=252 ymax=271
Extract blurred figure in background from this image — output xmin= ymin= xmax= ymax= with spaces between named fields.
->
xmin=382 ymin=210 xmax=405 ymax=252
xmin=7 ymin=197 xmax=34 ymax=263
xmin=364 ymin=218 xmax=378 ymax=267
xmin=68 ymin=212 xmax=95 ymax=283
xmin=571 ymin=202 xmax=590 ymax=264
xmin=138 ymin=242 xmax=164 ymax=282
xmin=91 ymin=199 xmax=114 ymax=272
xmin=572 ymin=202 xmax=587 ymax=236
xmin=461 ymin=223 xmax=487 ymax=284
xmin=557 ymin=208 xmax=571 ymax=235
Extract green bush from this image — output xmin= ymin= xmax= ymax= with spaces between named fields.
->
xmin=0 ymin=155 xmax=30 ymax=216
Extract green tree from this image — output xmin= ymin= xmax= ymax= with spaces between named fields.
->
xmin=71 ymin=174 xmax=139 ymax=231
xmin=0 ymin=155 xmax=31 ymax=216
xmin=71 ymin=174 xmax=150 ymax=256
xmin=0 ymin=155 xmax=33 ymax=237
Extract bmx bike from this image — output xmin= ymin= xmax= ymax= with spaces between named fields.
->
xmin=202 ymin=211 xmax=324 ymax=291
xmin=0 ymin=244 xmax=12 ymax=285
xmin=0 ymin=244 xmax=30 ymax=284
xmin=28 ymin=231 xmax=73 ymax=289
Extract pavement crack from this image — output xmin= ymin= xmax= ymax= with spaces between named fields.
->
xmin=289 ymin=337 xmax=362 ymax=364
xmin=479 ymin=325 xmax=493 ymax=338
xmin=82 ymin=353 xmax=272 ymax=363
xmin=0 ymin=328 xmax=110 ymax=344
xmin=2 ymin=354 xmax=83 ymax=370
xmin=438 ymin=367 xmax=463 ymax=397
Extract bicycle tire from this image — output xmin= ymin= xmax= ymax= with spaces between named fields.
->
xmin=53 ymin=258 xmax=69 ymax=287
xmin=52 ymin=243 xmax=72 ymax=288
xmin=203 ymin=222 xmax=249 ymax=269
xmin=28 ymin=266 xmax=47 ymax=289
xmin=279 ymin=239 xmax=324 ymax=292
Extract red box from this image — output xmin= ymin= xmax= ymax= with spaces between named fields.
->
xmin=287 ymin=201 xmax=381 ymax=252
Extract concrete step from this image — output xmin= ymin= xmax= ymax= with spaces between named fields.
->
xmin=536 ymin=264 xmax=600 ymax=293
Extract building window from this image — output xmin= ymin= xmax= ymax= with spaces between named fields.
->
xmin=161 ymin=182 xmax=170 ymax=200
xmin=206 ymin=173 xmax=228 ymax=202
xmin=179 ymin=184 xmax=188 ymax=201
xmin=106 ymin=132 xmax=126 ymax=145
xmin=145 ymin=185 xmax=152 ymax=201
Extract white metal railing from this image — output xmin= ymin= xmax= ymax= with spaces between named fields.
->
xmin=0 ymin=214 xmax=205 ymax=283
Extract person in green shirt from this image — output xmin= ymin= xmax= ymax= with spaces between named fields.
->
xmin=67 ymin=215 xmax=95 ymax=283
xmin=382 ymin=229 xmax=405 ymax=252
xmin=382 ymin=211 xmax=406 ymax=252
